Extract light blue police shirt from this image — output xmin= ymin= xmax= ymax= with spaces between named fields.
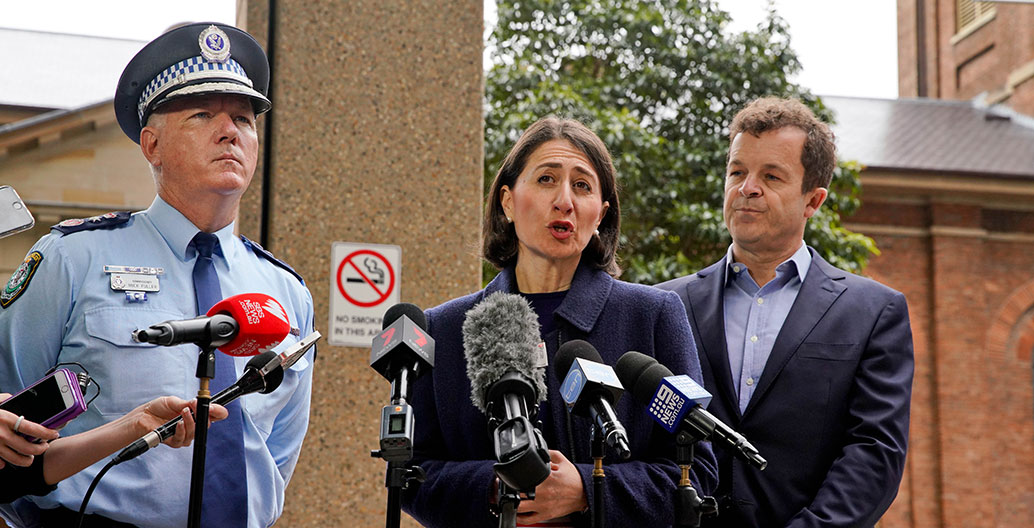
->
xmin=0 ymin=196 xmax=315 ymax=528
xmin=723 ymin=242 xmax=810 ymax=414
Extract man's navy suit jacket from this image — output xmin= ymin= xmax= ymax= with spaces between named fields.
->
xmin=657 ymin=248 xmax=913 ymax=528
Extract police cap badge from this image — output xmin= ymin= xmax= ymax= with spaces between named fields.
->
xmin=114 ymin=23 xmax=271 ymax=144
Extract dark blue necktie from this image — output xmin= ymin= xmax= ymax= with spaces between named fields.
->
xmin=192 ymin=232 xmax=248 ymax=527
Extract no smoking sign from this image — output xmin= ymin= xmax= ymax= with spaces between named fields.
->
xmin=329 ymin=242 xmax=401 ymax=347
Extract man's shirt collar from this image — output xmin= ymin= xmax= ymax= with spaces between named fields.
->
xmin=145 ymin=195 xmax=239 ymax=267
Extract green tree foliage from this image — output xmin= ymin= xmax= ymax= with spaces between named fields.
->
xmin=484 ymin=0 xmax=877 ymax=284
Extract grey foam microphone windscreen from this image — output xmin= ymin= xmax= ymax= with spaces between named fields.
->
xmin=462 ymin=292 xmax=546 ymax=413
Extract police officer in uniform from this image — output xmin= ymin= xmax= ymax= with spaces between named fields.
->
xmin=0 ymin=23 xmax=316 ymax=528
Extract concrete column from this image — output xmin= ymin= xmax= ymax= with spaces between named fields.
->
xmin=240 ymin=1 xmax=483 ymax=524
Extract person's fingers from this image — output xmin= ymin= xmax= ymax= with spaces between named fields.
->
xmin=548 ymin=449 xmax=568 ymax=464
xmin=180 ymin=406 xmax=196 ymax=444
xmin=1 ymin=412 xmax=58 ymax=457
xmin=208 ymin=403 xmax=228 ymax=423
xmin=165 ymin=408 xmax=191 ymax=448
xmin=0 ymin=444 xmax=35 ymax=468
xmin=183 ymin=400 xmax=226 ymax=423
xmin=10 ymin=416 xmax=59 ymax=442
xmin=148 ymin=396 xmax=190 ymax=419
xmin=515 ymin=498 xmax=538 ymax=513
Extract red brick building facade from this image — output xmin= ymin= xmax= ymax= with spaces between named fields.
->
xmin=898 ymin=0 xmax=1034 ymax=113
xmin=845 ymin=161 xmax=1034 ymax=528
xmin=819 ymin=2 xmax=1034 ymax=526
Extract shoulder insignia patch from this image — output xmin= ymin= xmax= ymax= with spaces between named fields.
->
xmin=1 ymin=251 xmax=43 ymax=308
xmin=240 ymin=235 xmax=305 ymax=285
xmin=52 ymin=212 xmax=131 ymax=235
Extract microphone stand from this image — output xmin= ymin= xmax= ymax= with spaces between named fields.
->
xmin=487 ymin=373 xmax=549 ymax=528
xmin=495 ymin=481 xmax=521 ymax=528
xmin=673 ymin=430 xmax=717 ymax=528
xmin=371 ymin=365 xmax=425 ymax=528
xmin=187 ymin=346 xmax=216 ymax=528
xmin=591 ymin=426 xmax=605 ymax=528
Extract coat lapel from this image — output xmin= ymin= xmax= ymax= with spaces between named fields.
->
xmin=742 ymin=250 xmax=846 ymax=417
xmin=554 ymin=265 xmax=613 ymax=335
xmin=685 ymin=257 xmax=741 ymax=418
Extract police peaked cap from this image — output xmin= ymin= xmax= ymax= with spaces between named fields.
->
xmin=114 ymin=22 xmax=271 ymax=144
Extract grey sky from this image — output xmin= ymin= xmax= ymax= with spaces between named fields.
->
xmin=1 ymin=0 xmax=898 ymax=106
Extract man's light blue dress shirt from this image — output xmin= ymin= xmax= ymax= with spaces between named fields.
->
xmin=723 ymin=243 xmax=810 ymax=414
xmin=0 ymin=196 xmax=315 ymax=528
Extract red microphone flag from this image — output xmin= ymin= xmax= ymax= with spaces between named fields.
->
xmin=207 ymin=293 xmax=291 ymax=357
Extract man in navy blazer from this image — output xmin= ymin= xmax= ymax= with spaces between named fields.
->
xmin=657 ymin=97 xmax=913 ymax=527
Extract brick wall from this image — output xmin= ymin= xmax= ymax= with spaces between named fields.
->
xmin=898 ymin=0 xmax=1034 ymax=115
xmin=851 ymin=194 xmax=1034 ymax=527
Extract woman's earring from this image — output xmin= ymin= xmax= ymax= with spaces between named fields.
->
xmin=593 ymin=229 xmax=600 ymax=237
xmin=506 ymin=217 xmax=513 ymax=224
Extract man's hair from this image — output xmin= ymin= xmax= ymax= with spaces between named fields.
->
xmin=728 ymin=97 xmax=836 ymax=191
xmin=483 ymin=116 xmax=621 ymax=277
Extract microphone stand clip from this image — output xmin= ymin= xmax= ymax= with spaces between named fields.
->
xmin=673 ymin=430 xmax=717 ymax=528
xmin=369 ymin=449 xmax=425 ymax=528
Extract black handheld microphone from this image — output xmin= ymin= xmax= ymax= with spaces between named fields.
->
xmin=369 ymin=303 xmax=435 ymax=462
xmin=132 ymin=314 xmax=238 ymax=348
xmin=370 ymin=303 xmax=435 ymax=402
xmin=555 ymin=340 xmax=631 ymax=459
xmin=615 ymin=351 xmax=766 ymax=470
xmin=131 ymin=293 xmax=291 ymax=357
xmin=462 ymin=292 xmax=550 ymax=492
xmin=113 ymin=331 xmax=321 ymax=465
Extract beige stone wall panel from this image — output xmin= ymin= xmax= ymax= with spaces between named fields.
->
xmin=242 ymin=1 xmax=484 ymax=525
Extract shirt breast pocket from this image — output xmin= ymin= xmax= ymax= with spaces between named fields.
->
xmin=84 ymin=306 xmax=198 ymax=416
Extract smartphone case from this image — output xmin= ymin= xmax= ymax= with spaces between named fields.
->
xmin=0 ymin=368 xmax=88 ymax=440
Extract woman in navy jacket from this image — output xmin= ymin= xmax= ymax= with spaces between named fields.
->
xmin=402 ymin=117 xmax=717 ymax=527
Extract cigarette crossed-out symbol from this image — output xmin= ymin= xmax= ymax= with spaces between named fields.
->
xmin=346 ymin=257 xmax=385 ymax=284
xmin=337 ymin=249 xmax=396 ymax=308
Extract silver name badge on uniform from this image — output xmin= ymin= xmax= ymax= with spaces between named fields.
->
xmin=110 ymin=273 xmax=160 ymax=292
xmin=104 ymin=265 xmax=163 ymax=294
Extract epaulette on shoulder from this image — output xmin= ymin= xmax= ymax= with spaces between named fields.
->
xmin=240 ymin=235 xmax=305 ymax=285
xmin=51 ymin=212 xmax=132 ymax=235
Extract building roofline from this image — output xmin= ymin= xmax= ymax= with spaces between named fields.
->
xmin=822 ymin=95 xmax=1034 ymax=179
xmin=0 ymin=26 xmax=146 ymax=44
xmin=862 ymin=164 xmax=1034 ymax=180
xmin=0 ymin=99 xmax=117 ymax=157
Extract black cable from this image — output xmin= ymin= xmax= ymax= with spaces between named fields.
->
xmin=76 ymin=458 xmax=116 ymax=528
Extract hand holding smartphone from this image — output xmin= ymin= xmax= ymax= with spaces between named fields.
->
xmin=0 ymin=369 xmax=87 ymax=442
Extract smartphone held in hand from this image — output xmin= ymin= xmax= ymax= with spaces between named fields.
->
xmin=1 ymin=369 xmax=87 ymax=441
